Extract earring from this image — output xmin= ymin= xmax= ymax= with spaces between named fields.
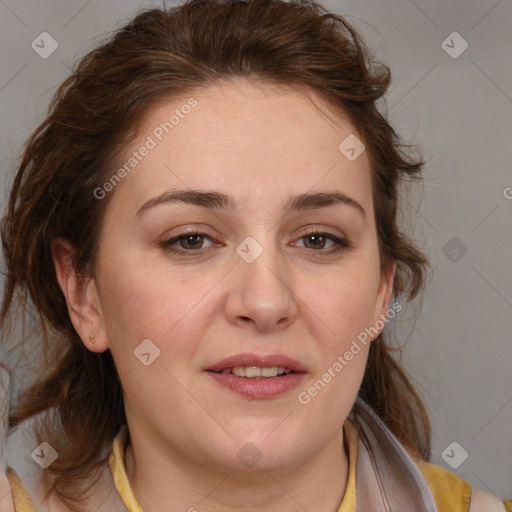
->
xmin=90 ymin=334 xmax=95 ymax=344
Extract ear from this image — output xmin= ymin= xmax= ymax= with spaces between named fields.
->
xmin=371 ymin=261 xmax=396 ymax=339
xmin=51 ymin=237 xmax=108 ymax=353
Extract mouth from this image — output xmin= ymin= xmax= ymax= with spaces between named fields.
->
xmin=205 ymin=354 xmax=306 ymax=398
xmin=212 ymin=366 xmax=294 ymax=378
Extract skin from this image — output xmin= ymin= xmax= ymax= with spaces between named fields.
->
xmin=53 ymin=78 xmax=394 ymax=511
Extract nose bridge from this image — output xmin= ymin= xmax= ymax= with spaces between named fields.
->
xmin=236 ymin=232 xmax=289 ymax=297
xmin=227 ymin=231 xmax=297 ymax=330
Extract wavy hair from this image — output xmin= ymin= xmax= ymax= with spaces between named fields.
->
xmin=1 ymin=0 xmax=430 ymax=508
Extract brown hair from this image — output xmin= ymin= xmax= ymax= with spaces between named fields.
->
xmin=1 ymin=0 xmax=430 ymax=507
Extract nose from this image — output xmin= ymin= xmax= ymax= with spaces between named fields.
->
xmin=225 ymin=240 xmax=298 ymax=332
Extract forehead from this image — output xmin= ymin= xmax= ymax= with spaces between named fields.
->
xmin=105 ymin=78 xmax=372 ymax=216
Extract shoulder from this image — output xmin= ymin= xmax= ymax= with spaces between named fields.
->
xmin=3 ymin=415 xmax=122 ymax=512
xmin=417 ymin=459 xmax=505 ymax=512
xmin=469 ymin=488 xmax=507 ymax=512
xmin=4 ymin=463 xmax=121 ymax=512
xmin=416 ymin=459 xmax=471 ymax=510
xmin=5 ymin=466 xmax=35 ymax=511
xmin=5 ymin=466 xmax=73 ymax=512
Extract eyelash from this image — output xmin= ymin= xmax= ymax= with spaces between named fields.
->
xmin=160 ymin=230 xmax=351 ymax=257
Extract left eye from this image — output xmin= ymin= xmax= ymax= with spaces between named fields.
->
xmin=294 ymin=232 xmax=346 ymax=252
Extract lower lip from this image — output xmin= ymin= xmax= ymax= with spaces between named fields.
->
xmin=207 ymin=371 xmax=305 ymax=398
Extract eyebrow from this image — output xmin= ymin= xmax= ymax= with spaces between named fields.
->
xmin=136 ymin=189 xmax=366 ymax=218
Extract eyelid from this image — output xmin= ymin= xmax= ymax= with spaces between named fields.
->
xmin=294 ymin=224 xmax=346 ymax=240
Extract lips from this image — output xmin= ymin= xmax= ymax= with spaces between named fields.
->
xmin=206 ymin=353 xmax=306 ymax=373
xmin=205 ymin=353 xmax=306 ymax=399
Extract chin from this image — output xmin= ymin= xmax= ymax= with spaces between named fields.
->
xmin=218 ymin=431 xmax=307 ymax=473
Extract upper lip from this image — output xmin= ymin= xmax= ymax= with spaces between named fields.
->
xmin=206 ymin=353 xmax=306 ymax=373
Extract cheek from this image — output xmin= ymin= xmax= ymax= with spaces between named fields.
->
xmin=295 ymin=270 xmax=378 ymax=430
xmin=95 ymin=250 xmax=215 ymax=369
xmin=97 ymin=259 xmax=217 ymax=418
xmin=99 ymin=239 xmax=210 ymax=327
xmin=315 ymin=261 xmax=381 ymax=354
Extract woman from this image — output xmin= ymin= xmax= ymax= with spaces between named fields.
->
xmin=0 ymin=0 xmax=509 ymax=510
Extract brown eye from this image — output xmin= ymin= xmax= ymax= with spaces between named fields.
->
xmin=303 ymin=233 xmax=328 ymax=250
xmin=294 ymin=231 xmax=351 ymax=255
xmin=161 ymin=231 xmax=216 ymax=255
xmin=178 ymin=234 xmax=205 ymax=250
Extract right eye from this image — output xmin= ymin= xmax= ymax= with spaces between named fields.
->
xmin=160 ymin=230 xmax=221 ymax=256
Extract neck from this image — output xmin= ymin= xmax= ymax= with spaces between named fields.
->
xmin=124 ymin=428 xmax=349 ymax=512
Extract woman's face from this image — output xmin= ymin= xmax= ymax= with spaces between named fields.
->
xmin=87 ymin=78 xmax=393 ymax=471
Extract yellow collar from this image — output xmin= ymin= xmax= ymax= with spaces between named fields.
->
xmin=108 ymin=427 xmax=143 ymax=512
xmin=108 ymin=420 xmax=359 ymax=512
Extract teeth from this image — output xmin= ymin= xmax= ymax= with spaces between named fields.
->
xmin=225 ymin=366 xmax=293 ymax=378
xmin=261 ymin=367 xmax=279 ymax=378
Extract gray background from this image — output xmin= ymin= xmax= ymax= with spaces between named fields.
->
xmin=0 ymin=0 xmax=511 ymax=501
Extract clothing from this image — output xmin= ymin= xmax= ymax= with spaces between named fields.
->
xmin=2 ymin=396 xmax=508 ymax=511
xmin=106 ymin=414 xmax=469 ymax=512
